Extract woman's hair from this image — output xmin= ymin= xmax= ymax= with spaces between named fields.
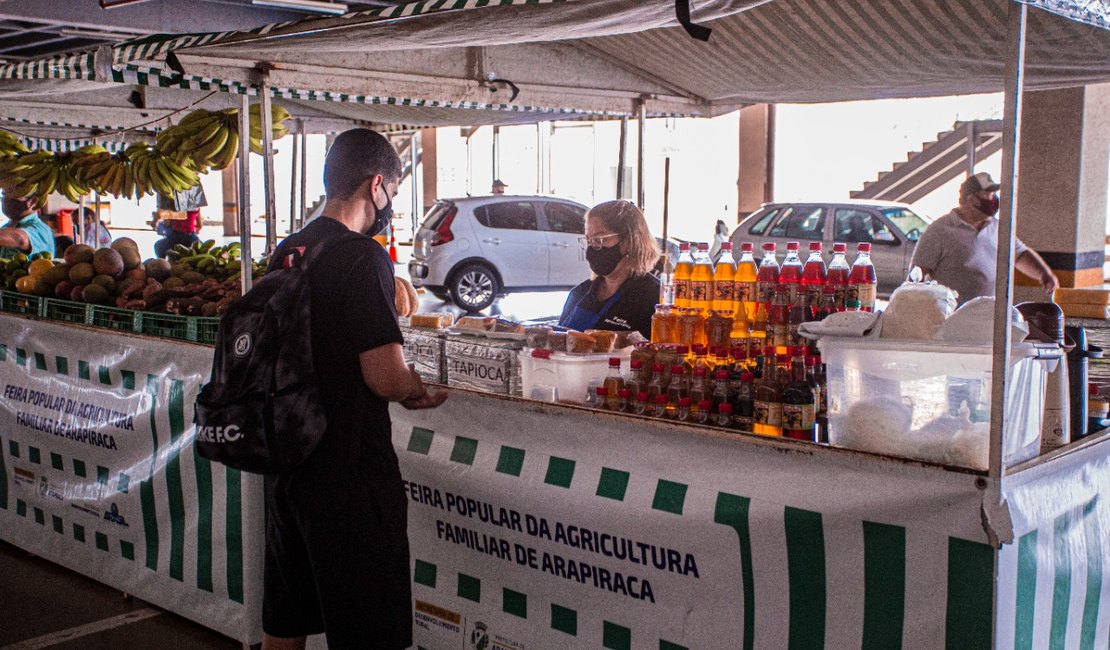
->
xmin=587 ymin=200 xmax=659 ymax=276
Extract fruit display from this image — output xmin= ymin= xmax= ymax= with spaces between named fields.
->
xmin=0 ymin=237 xmax=268 ymax=319
xmin=0 ymin=103 xmax=291 ymax=203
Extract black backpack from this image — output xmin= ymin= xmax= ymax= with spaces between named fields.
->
xmin=193 ymin=231 xmax=356 ymax=473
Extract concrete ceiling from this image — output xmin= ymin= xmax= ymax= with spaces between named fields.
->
xmin=0 ymin=0 xmax=400 ymax=61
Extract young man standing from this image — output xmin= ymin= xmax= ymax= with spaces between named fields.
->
xmin=261 ymin=128 xmax=446 ymax=650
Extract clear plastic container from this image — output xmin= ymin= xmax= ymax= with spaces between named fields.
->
xmin=519 ymin=348 xmax=632 ymax=405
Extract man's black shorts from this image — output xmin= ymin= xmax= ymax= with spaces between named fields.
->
xmin=262 ymin=467 xmax=411 ymax=649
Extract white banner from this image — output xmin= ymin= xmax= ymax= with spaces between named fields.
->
xmin=0 ymin=314 xmax=263 ymax=644
xmin=392 ymin=391 xmax=1008 ymax=650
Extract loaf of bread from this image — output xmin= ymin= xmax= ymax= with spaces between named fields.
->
xmin=615 ymin=330 xmax=647 ymax=349
xmin=524 ymin=326 xmax=552 ymax=349
xmin=548 ymin=331 xmax=568 ymax=352
xmin=455 ymin=316 xmax=496 ymax=332
xmin=493 ymin=318 xmax=525 ymax=334
xmin=585 ymin=329 xmax=616 ymax=353
xmin=566 ymin=331 xmax=597 ymax=354
xmin=410 ymin=312 xmax=455 ymax=330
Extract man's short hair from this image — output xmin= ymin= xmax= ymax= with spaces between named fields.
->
xmin=323 ymin=129 xmax=403 ymax=200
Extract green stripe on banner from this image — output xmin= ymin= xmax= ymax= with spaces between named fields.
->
xmin=1050 ymin=513 xmax=1072 ymax=649
xmin=16 ymin=348 xmax=25 ymax=366
xmin=862 ymin=521 xmax=905 ymax=649
xmin=784 ymin=507 xmax=826 ymax=650
xmin=603 ymin=621 xmax=631 ymax=650
xmin=225 ymin=468 xmax=244 ymax=603
xmin=8 ymin=440 xmax=17 ymax=458
xmin=166 ymin=379 xmax=187 ymax=581
xmin=121 ymin=370 xmax=135 ymax=390
xmin=55 ymin=356 xmax=67 ymax=375
xmin=495 ymin=446 xmax=525 ymax=476
xmin=450 ymin=436 xmax=478 ymax=465
xmin=33 ymin=352 xmax=46 ymax=370
xmin=945 ymin=537 xmax=994 ymax=649
xmin=458 ymin=573 xmax=481 ymax=602
xmin=194 ymin=450 xmax=213 ymax=592
xmin=73 ymin=522 xmax=84 ymax=542
xmin=408 ymin=427 xmax=434 ymax=454
xmin=414 ymin=559 xmax=437 ymax=587
xmin=0 ymin=344 xmax=6 ymax=361
xmin=544 ymin=457 xmax=575 ymax=488
xmin=651 ymin=480 xmax=688 ymax=515
xmin=78 ymin=360 xmax=89 ymax=380
xmin=99 ymin=365 xmax=111 ymax=385
xmin=28 ymin=446 xmax=40 ymax=464
xmin=72 ymin=458 xmax=85 ymax=477
xmin=596 ymin=468 xmax=630 ymax=501
xmin=1079 ymin=500 xmax=1103 ymax=649
xmin=1015 ymin=530 xmax=1038 ymax=649
xmin=0 ymin=438 xmax=7 ymax=509
xmin=50 ymin=452 xmax=62 ymax=470
xmin=141 ymin=374 xmax=160 ymax=571
xmin=503 ymin=588 xmax=526 ymax=618
xmin=551 ymin=603 xmax=577 ymax=636
xmin=714 ymin=493 xmax=754 ymax=650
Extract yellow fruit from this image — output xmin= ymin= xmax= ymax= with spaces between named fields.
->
xmin=14 ymin=275 xmax=34 ymax=293
xmin=27 ymin=258 xmax=54 ymax=277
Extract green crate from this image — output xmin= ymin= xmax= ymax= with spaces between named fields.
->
xmin=90 ymin=305 xmax=142 ymax=332
xmin=0 ymin=291 xmax=44 ymax=317
xmin=194 ymin=316 xmax=221 ymax=345
xmin=141 ymin=312 xmax=195 ymax=341
xmin=44 ymin=298 xmax=91 ymax=325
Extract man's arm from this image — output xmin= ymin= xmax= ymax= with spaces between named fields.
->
xmin=1016 ymin=249 xmax=1059 ymax=294
xmin=359 ymin=342 xmax=447 ymax=409
xmin=0 ymin=227 xmax=30 ymax=252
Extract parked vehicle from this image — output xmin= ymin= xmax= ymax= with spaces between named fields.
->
xmin=728 ymin=200 xmax=932 ymax=296
xmin=409 ymin=195 xmax=591 ymax=311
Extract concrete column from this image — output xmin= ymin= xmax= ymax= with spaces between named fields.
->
xmin=420 ymin=127 xmax=438 ymax=214
xmin=1014 ymin=84 xmax=1110 ymax=298
xmin=221 ymin=162 xmax=239 ymax=236
xmin=736 ymin=104 xmax=774 ymax=223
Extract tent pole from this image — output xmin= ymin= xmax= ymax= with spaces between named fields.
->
xmin=289 ymin=119 xmax=299 ymax=235
xmin=966 ymin=121 xmax=977 ymax=174
xmin=617 ymin=116 xmax=628 ymax=199
xmin=237 ymin=94 xmax=253 ymax=294
xmin=411 ymin=131 xmax=419 ymax=237
xmin=298 ymin=124 xmax=307 ymax=229
xmin=260 ymin=77 xmax=277 ymax=255
xmin=988 ymin=0 xmax=1028 ymax=481
xmin=636 ymin=98 xmax=645 ymax=209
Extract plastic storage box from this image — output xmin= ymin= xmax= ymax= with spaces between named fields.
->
xmin=817 ymin=336 xmax=1057 ymax=469
xmin=519 ymin=347 xmax=633 ymax=405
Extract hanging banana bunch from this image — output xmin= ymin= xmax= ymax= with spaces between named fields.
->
xmin=248 ymin=103 xmax=292 ymax=155
xmin=0 ymin=129 xmax=29 ymax=158
xmin=128 ymin=142 xmax=200 ymax=198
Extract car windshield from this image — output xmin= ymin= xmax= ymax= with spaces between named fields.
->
xmin=882 ymin=208 xmax=930 ymax=241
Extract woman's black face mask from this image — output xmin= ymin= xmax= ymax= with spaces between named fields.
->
xmin=586 ymin=242 xmax=624 ymax=277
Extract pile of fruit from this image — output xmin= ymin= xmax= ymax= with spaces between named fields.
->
xmin=0 ymin=104 xmax=291 ymax=204
xmin=1 ymin=237 xmax=267 ymax=318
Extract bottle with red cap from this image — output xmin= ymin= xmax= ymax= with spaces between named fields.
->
xmin=665 ymin=365 xmax=689 ymax=418
xmin=801 ymin=242 xmax=827 ymax=311
xmin=778 ymin=241 xmax=803 ymax=305
xmin=849 ymin=243 xmax=878 ymax=312
xmin=753 ymin=344 xmax=783 ymax=436
xmin=755 ymin=242 xmax=780 ymax=305
xmin=782 ymin=346 xmax=816 ymax=441
xmin=603 ymin=357 xmax=624 ymax=411
xmin=735 ymin=242 xmax=759 ymax=321
xmin=826 ymin=243 xmax=851 ymax=310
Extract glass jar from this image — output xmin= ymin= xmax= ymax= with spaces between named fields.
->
xmin=678 ymin=308 xmax=706 ymax=349
xmin=705 ymin=310 xmax=734 ymax=352
xmin=651 ymin=304 xmax=679 ymax=344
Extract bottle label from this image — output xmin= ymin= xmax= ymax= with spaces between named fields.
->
xmin=783 ymin=403 xmax=816 ymax=430
xmin=788 ymin=323 xmax=803 ymax=347
xmin=713 ymin=281 xmax=735 ymax=303
xmin=736 ymin=281 xmax=756 ymax=303
xmin=786 ymin=284 xmax=800 ymax=305
xmin=690 ymin=280 xmax=710 ymax=303
xmin=674 ymin=279 xmax=690 ymax=302
xmin=818 ymin=387 xmax=827 ymax=417
xmin=807 ymin=285 xmax=823 ymax=308
xmin=851 ymin=283 xmax=877 ymax=309
xmin=757 ymin=280 xmax=776 ymax=304
xmin=753 ymin=399 xmax=782 ymax=427
xmin=772 ymin=323 xmax=789 ymax=348
xmin=833 ymin=282 xmax=849 ymax=308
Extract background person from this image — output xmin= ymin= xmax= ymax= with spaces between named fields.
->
xmin=79 ymin=207 xmax=112 ymax=247
xmin=911 ymin=171 xmax=1058 ymax=305
xmin=260 ymin=128 xmax=446 ymax=650
xmin=559 ymin=199 xmax=660 ymax=338
xmin=491 ymin=179 xmax=507 ymax=194
xmin=709 ymin=218 xmax=729 ymax=261
xmin=0 ymin=194 xmax=53 ymax=258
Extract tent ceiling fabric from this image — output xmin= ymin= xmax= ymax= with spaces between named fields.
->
xmin=156 ymin=0 xmax=1110 ymax=112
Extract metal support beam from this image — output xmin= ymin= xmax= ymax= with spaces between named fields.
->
xmin=636 ymin=102 xmax=646 ymax=209
xmin=288 ymin=119 xmax=298 ymax=235
xmin=989 ymin=1 xmax=1028 ymax=481
xmin=965 ymin=121 xmax=977 ymax=174
xmin=236 ymin=94 xmax=253 ymax=294
xmin=298 ymin=125 xmax=307 ymax=230
xmin=616 ymin=116 xmax=627 ymax=200
xmin=259 ymin=76 xmax=277 ymax=255
xmin=410 ymin=132 xmax=419 ymax=238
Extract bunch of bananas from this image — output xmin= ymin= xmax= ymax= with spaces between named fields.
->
xmin=128 ymin=143 xmax=200 ymax=198
xmin=0 ymin=150 xmax=91 ymax=203
xmin=156 ymin=109 xmax=239 ymax=173
xmin=70 ymin=145 xmax=137 ymax=200
xmin=247 ymin=103 xmax=292 ymax=155
xmin=0 ymin=129 xmax=29 ymax=158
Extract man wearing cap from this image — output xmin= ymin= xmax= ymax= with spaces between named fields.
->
xmin=911 ymin=171 xmax=1058 ymax=305
xmin=491 ymin=179 xmax=507 ymax=194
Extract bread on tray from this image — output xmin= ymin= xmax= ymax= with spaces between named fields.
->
xmin=454 ymin=316 xmax=496 ymax=332
xmin=410 ymin=312 xmax=455 ymax=330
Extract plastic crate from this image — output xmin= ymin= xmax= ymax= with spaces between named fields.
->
xmin=90 ymin=305 xmax=142 ymax=333
xmin=44 ymin=298 xmax=91 ymax=325
xmin=0 ymin=291 xmax=44 ymax=317
xmin=140 ymin=312 xmax=195 ymax=341
xmin=193 ymin=317 xmax=221 ymax=345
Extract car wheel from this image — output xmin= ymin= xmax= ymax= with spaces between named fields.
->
xmin=450 ymin=264 xmax=499 ymax=312
xmin=428 ymin=288 xmax=450 ymax=302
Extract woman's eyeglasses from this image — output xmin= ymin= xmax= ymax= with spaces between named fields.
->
xmin=578 ymin=233 xmax=620 ymax=249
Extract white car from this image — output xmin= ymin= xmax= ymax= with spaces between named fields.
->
xmin=408 ymin=195 xmax=590 ymax=311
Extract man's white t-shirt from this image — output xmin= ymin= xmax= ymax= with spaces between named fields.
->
xmin=910 ymin=209 xmax=1027 ymax=305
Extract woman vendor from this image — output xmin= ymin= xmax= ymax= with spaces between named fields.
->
xmin=559 ymin=200 xmax=660 ymax=339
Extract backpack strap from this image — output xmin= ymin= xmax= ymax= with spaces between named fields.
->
xmin=278 ymin=229 xmax=366 ymax=272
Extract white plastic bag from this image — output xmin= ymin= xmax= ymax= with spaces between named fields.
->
xmin=879 ymin=281 xmax=957 ymax=340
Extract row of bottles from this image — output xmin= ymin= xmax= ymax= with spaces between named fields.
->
xmin=585 ymin=345 xmax=828 ymax=442
xmin=664 ymin=239 xmax=877 ymax=319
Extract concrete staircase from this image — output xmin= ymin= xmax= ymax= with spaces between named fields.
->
xmin=851 ymin=120 xmax=1002 ymax=203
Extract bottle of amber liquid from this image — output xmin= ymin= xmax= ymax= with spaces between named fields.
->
xmin=604 ymin=357 xmax=624 ymax=410
xmin=782 ymin=347 xmax=816 ymax=441
xmin=753 ymin=346 xmax=783 ymax=436
xmin=646 ymin=362 xmax=669 ymax=402
xmin=768 ymin=285 xmax=791 ymax=351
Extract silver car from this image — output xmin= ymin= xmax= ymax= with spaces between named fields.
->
xmin=408 ymin=195 xmax=590 ymax=311
xmin=728 ymin=200 xmax=932 ymax=296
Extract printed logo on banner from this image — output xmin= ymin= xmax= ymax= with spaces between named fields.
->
xmin=37 ymin=476 xmax=65 ymax=502
xmin=468 ymin=621 xmax=489 ymax=650
xmin=413 ymin=600 xmax=462 ymax=636
xmin=13 ymin=467 xmax=35 ymax=487
xmin=70 ymin=503 xmax=102 ymax=518
xmin=233 ymin=333 xmax=252 ymax=358
xmin=103 ymin=503 xmax=129 ymax=527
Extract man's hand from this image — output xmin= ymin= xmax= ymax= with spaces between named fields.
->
xmin=401 ymin=389 xmax=448 ymax=410
xmin=1041 ymin=271 xmax=1060 ymax=295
